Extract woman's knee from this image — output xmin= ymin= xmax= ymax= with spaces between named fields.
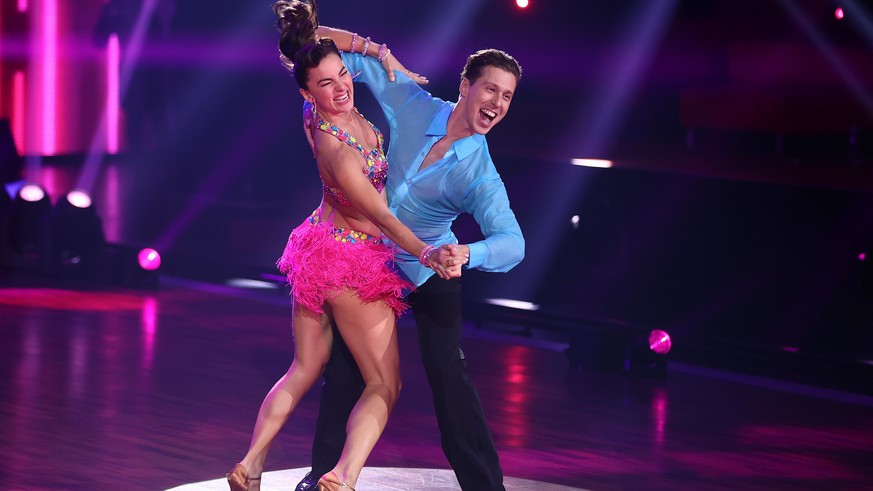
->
xmin=389 ymin=374 xmax=403 ymax=402
xmin=289 ymin=356 xmax=329 ymax=384
xmin=365 ymin=376 xmax=402 ymax=404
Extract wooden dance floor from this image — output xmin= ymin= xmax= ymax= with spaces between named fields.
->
xmin=2 ymin=272 xmax=873 ymax=490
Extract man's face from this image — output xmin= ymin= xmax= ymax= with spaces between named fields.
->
xmin=459 ymin=66 xmax=517 ymax=135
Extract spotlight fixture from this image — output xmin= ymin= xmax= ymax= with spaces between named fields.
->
xmin=137 ymin=248 xmax=161 ymax=271
xmin=9 ymin=183 xmax=51 ymax=257
xmin=103 ymin=245 xmax=161 ymax=289
xmin=624 ymin=328 xmax=671 ymax=376
xmin=50 ymin=189 xmax=105 ymax=272
xmin=66 ymin=189 xmax=92 ymax=209
xmin=0 ymin=184 xmax=12 ymax=267
xmin=648 ymin=329 xmax=672 ymax=355
xmin=19 ymin=183 xmax=46 ymax=203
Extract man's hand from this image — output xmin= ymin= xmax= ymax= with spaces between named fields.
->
xmin=429 ymin=244 xmax=469 ymax=278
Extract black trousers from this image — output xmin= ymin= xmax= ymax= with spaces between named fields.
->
xmin=311 ymin=275 xmax=506 ymax=491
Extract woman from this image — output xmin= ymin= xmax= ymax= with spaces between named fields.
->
xmin=226 ymin=1 xmax=463 ymax=490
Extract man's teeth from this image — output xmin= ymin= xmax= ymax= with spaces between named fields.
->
xmin=481 ymin=109 xmax=496 ymax=119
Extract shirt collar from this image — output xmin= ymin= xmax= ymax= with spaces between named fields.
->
xmin=425 ymin=102 xmax=485 ymax=161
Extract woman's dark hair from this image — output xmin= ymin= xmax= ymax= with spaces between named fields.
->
xmin=460 ymin=49 xmax=522 ymax=85
xmin=273 ymin=0 xmax=339 ymax=89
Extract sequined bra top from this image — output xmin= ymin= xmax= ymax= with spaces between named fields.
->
xmin=313 ymin=109 xmax=388 ymax=207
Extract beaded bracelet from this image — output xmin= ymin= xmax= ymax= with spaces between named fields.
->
xmin=350 ymin=33 xmax=358 ymax=54
xmin=419 ymin=245 xmax=437 ymax=268
xmin=377 ymin=44 xmax=390 ymax=62
xmin=361 ymin=36 xmax=371 ymax=56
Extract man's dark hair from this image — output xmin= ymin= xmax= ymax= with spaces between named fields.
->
xmin=460 ymin=49 xmax=522 ymax=84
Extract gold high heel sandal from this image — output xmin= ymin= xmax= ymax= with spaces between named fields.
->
xmin=317 ymin=473 xmax=355 ymax=490
xmin=226 ymin=463 xmax=261 ymax=491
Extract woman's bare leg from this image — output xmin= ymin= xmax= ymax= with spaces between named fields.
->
xmin=235 ymin=302 xmax=332 ymax=486
xmin=321 ymin=291 xmax=401 ymax=489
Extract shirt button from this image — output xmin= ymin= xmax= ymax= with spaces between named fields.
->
xmin=405 ymin=179 xmax=412 ymax=185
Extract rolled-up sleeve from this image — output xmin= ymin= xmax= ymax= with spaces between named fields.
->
xmin=463 ymin=175 xmax=525 ymax=272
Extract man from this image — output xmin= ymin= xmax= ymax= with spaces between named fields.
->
xmin=298 ymin=26 xmax=525 ymax=491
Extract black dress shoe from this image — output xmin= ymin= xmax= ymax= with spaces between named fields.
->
xmin=295 ymin=471 xmax=320 ymax=491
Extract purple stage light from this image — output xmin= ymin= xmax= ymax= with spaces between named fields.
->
xmin=138 ymin=248 xmax=162 ymax=271
xmin=41 ymin=0 xmax=58 ymax=155
xmin=859 ymin=252 xmax=866 ymax=261
xmin=66 ymin=190 xmax=92 ymax=209
xmin=648 ymin=329 xmax=672 ymax=355
xmin=19 ymin=183 xmax=45 ymax=203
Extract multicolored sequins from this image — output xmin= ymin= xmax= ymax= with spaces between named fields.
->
xmin=308 ymin=211 xmax=382 ymax=245
xmin=314 ymin=109 xmax=388 ymax=206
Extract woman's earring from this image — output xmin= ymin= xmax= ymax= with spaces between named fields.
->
xmin=310 ymin=99 xmax=317 ymax=124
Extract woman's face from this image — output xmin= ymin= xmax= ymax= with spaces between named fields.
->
xmin=300 ymin=53 xmax=354 ymax=117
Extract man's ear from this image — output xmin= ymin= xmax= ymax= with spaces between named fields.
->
xmin=459 ymin=78 xmax=470 ymax=98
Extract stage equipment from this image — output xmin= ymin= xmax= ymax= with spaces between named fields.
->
xmin=137 ymin=248 xmax=161 ymax=271
xmin=9 ymin=184 xmax=52 ymax=264
xmin=50 ymin=190 xmax=105 ymax=275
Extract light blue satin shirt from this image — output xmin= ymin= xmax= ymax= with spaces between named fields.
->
xmin=341 ymin=52 xmax=524 ymax=287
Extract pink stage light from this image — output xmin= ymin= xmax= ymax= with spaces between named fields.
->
xmin=835 ymin=7 xmax=845 ymax=20
xmin=141 ymin=297 xmax=158 ymax=369
xmin=13 ymin=71 xmax=25 ymax=153
xmin=66 ymin=190 xmax=92 ymax=209
xmin=19 ymin=184 xmax=46 ymax=202
xmin=516 ymin=0 xmax=529 ymax=8
xmin=18 ymin=0 xmax=28 ymax=12
xmin=107 ymin=33 xmax=120 ymax=154
xmin=648 ymin=329 xmax=672 ymax=355
xmin=859 ymin=252 xmax=866 ymax=261
xmin=138 ymin=248 xmax=162 ymax=271
xmin=41 ymin=0 xmax=58 ymax=155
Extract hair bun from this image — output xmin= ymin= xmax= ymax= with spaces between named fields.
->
xmin=274 ymin=1 xmax=317 ymax=35
xmin=274 ymin=0 xmax=319 ymax=61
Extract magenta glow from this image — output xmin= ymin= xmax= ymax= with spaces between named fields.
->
xmin=138 ymin=248 xmax=162 ymax=271
xmin=649 ymin=329 xmax=672 ymax=355
xmin=107 ymin=33 xmax=120 ymax=154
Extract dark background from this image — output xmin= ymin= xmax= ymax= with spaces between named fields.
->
xmin=5 ymin=0 xmax=873 ymax=383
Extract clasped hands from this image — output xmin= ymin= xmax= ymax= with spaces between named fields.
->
xmin=428 ymin=244 xmax=469 ymax=280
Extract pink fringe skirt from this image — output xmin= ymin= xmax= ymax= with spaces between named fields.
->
xmin=276 ymin=213 xmax=411 ymax=316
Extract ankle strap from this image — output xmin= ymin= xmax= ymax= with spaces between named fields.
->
xmin=320 ymin=476 xmax=355 ymax=490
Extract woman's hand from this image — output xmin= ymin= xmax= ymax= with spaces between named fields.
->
xmin=428 ymin=244 xmax=469 ymax=279
xmin=381 ymin=51 xmax=428 ymax=85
